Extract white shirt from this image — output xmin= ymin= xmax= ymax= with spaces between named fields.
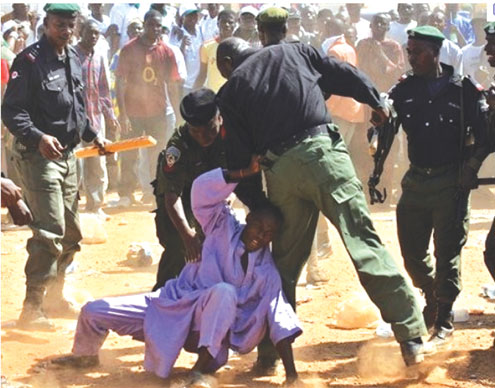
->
xmin=200 ymin=16 xmax=219 ymax=42
xmin=89 ymin=14 xmax=111 ymax=34
xmin=109 ymin=4 xmax=140 ymax=49
xmin=163 ymin=40 xmax=187 ymax=116
xmin=462 ymin=43 xmax=486 ymax=83
xmin=440 ymin=39 xmax=463 ymax=75
xmin=170 ymin=26 xmax=204 ymax=89
xmin=387 ymin=20 xmax=417 ymax=46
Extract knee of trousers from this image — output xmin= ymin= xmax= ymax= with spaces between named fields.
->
xmin=208 ymin=283 xmax=237 ymax=307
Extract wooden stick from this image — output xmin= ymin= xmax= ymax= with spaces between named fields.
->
xmin=75 ymin=136 xmax=157 ymax=158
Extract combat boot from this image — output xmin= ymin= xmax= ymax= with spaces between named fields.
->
xmin=399 ymin=337 xmax=425 ymax=366
xmin=17 ymin=286 xmax=54 ymax=330
xmin=428 ymin=302 xmax=454 ymax=348
xmin=43 ymin=277 xmax=79 ymax=318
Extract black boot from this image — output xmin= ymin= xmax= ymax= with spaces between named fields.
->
xmin=428 ymin=302 xmax=454 ymax=348
xmin=18 ymin=286 xmax=54 ymax=330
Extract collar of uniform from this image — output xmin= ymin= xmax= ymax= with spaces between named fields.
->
xmin=441 ymin=63 xmax=463 ymax=86
xmin=39 ymin=34 xmax=75 ymax=63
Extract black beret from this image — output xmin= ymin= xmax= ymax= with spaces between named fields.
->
xmin=180 ymin=88 xmax=218 ymax=127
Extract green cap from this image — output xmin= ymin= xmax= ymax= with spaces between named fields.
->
xmin=484 ymin=22 xmax=495 ymax=36
xmin=43 ymin=3 xmax=80 ymax=16
xmin=256 ymin=7 xmax=288 ymax=24
xmin=407 ymin=26 xmax=445 ymax=45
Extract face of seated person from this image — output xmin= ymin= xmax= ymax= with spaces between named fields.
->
xmin=241 ymin=211 xmax=281 ymax=252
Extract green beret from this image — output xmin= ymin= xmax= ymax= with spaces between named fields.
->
xmin=484 ymin=22 xmax=495 ymax=36
xmin=407 ymin=26 xmax=445 ymax=45
xmin=43 ymin=3 xmax=80 ymax=16
xmin=256 ymin=7 xmax=288 ymax=24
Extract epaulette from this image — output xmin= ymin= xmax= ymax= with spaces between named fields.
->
xmin=398 ymin=70 xmax=414 ymax=83
xmin=24 ymin=44 xmax=40 ymax=63
xmin=464 ymin=74 xmax=484 ymax=92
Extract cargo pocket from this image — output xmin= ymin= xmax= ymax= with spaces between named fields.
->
xmin=330 ymin=178 xmax=366 ymax=228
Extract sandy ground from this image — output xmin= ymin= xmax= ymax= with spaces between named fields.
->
xmin=1 ymin=189 xmax=494 ymax=388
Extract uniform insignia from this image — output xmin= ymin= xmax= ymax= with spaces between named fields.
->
xmin=220 ymin=125 xmax=226 ymax=139
xmin=11 ymin=71 xmax=19 ymax=79
xmin=25 ymin=47 xmax=39 ymax=63
xmin=165 ymin=146 xmax=181 ymax=168
xmin=448 ymin=102 xmax=461 ymax=109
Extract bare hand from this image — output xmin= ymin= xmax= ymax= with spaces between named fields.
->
xmin=370 ymin=106 xmax=389 ymax=127
xmin=1 ymin=177 xmax=23 ymax=208
xmin=183 ymin=231 xmax=202 ymax=263
xmin=38 ymin=134 xmax=65 ymax=160
xmin=181 ymin=36 xmax=191 ymax=51
xmin=93 ymin=136 xmax=112 ymax=155
xmin=248 ymin=155 xmax=262 ymax=175
xmin=8 ymin=199 xmax=33 ymax=226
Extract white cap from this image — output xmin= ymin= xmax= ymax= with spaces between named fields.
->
xmin=239 ymin=5 xmax=259 ymax=17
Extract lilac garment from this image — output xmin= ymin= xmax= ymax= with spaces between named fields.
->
xmin=73 ymin=168 xmax=302 ymax=379
xmin=144 ymin=168 xmax=302 ymax=377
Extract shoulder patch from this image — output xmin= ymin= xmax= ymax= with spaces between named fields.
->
xmin=164 ymin=146 xmax=181 ymax=169
xmin=24 ymin=45 xmax=40 ymax=63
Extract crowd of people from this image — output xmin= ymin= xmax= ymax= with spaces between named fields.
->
xmin=1 ymin=2 xmax=494 ymax=388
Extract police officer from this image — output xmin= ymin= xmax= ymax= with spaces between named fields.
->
xmin=1 ymin=3 xmax=109 ymax=330
xmin=483 ymin=26 xmax=495 ymax=350
xmin=385 ymin=26 xmax=488 ymax=347
xmin=482 ymin=22 xmax=495 ymax=285
xmin=152 ymin=88 xmax=225 ymax=291
xmin=217 ymin=7 xmax=427 ymax=370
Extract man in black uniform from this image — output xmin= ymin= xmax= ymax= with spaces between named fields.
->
xmin=152 ymin=88 xmax=226 ymax=291
xmin=483 ymin=22 xmax=495 ymax=284
xmin=383 ymin=26 xmax=488 ymax=347
xmin=1 ymin=3 xmax=108 ymax=330
xmin=217 ymin=8 xmax=427 ymax=370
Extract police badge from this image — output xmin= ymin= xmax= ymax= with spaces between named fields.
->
xmin=165 ymin=146 xmax=181 ymax=168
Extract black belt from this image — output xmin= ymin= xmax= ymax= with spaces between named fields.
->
xmin=268 ymin=124 xmax=328 ymax=156
xmin=410 ymin=163 xmax=457 ymax=176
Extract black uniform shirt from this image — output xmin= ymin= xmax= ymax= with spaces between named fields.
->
xmin=389 ymin=64 xmax=488 ymax=168
xmin=154 ymin=125 xmax=226 ymax=201
xmin=217 ymin=42 xmax=382 ymax=207
xmin=1 ymin=35 xmax=97 ymax=150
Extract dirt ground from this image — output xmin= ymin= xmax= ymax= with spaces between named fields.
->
xmin=1 ymin=188 xmax=494 ymax=388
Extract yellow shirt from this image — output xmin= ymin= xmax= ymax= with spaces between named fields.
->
xmin=200 ymin=38 xmax=226 ymax=93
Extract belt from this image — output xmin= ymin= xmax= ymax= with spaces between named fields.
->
xmin=410 ymin=163 xmax=457 ymax=176
xmin=268 ymin=124 xmax=328 ymax=156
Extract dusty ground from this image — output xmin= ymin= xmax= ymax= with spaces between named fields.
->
xmin=1 ymin=189 xmax=494 ymax=388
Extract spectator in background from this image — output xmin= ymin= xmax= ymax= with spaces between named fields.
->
xmin=316 ymin=8 xmax=334 ymax=53
xmin=88 ymin=4 xmax=110 ymax=35
xmin=233 ymin=6 xmax=261 ymax=48
xmin=286 ymin=8 xmax=312 ymax=45
xmin=194 ymin=10 xmax=236 ymax=92
xmin=462 ymin=14 xmax=492 ymax=86
xmin=357 ymin=13 xmax=405 ymax=93
xmin=413 ymin=3 xmax=430 ymax=23
xmin=444 ymin=3 xmax=474 ymax=46
xmin=344 ymin=25 xmax=358 ymax=48
xmin=108 ymin=3 xmax=141 ymax=57
xmin=76 ymin=20 xmax=120 ymax=219
xmin=1 ymin=3 xmax=40 ymax=47
xmin=388 ymin=4 xmax=417 ymax=46
xmin=200 ymin=3 xmax=220 ymax=41
xmin=427 ymin=10 xmax=463 ymax=74
xmin=170 ymin=5 xmax=204 ymax=96
xmin=114 ymin=10 xmax=181 ymax=206
xmin=345 ymin=3 xmax=369 ymax=41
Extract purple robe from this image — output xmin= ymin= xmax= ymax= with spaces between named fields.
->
xmin=73 ymin=168 xmax=302 ymax=379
